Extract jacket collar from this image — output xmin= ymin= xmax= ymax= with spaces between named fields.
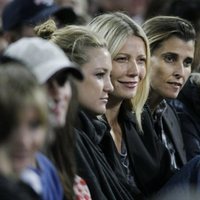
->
xmin=77 ymin=110 xmax=108 ymax=145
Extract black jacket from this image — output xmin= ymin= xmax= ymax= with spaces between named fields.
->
xmin=161 ymin=103 xmax=187 ymax=166
xmin=75 ymin=106 xmax=182 ymax=199
xmin=101 ymin=105 xmax=175 ymax=197
xmin=0 ymin=175 xmax=40 ymax=200
xmin=75 ymin=110 xmax=135 ymax=200
xmin=170 ymin=76 xmax=200 ymax=160
xmin=121 ymin=106 xmax=173 ymax=195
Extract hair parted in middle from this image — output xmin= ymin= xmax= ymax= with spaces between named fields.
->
xmin=142 ymin=16 xmax=196 ymax=55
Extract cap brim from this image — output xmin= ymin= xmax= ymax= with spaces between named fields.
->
xmin=33 ymin=60 xmax=83 ymax=84
xmin=62 ymin=66 xmax=84 ymax=81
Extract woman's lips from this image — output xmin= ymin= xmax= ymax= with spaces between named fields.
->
xmin=118 ymin=81 xmax=138 ymax=88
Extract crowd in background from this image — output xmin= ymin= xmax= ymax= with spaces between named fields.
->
xmin=0 ymin=0 xmax=200 ymax=200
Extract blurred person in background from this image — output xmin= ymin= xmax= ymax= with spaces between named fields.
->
xmin=55 ymin=0 xmax=92 ymax=23
xmin=4 ymin=37 xmax=84 ymax=200
xmin=0 ymin=0 xmax=11 ymax=54
xmin=4 ymin=36 xmax=89 ymax=200
xmin=97 ymin=0 xmax=151 ymax=25
xmin=1 ymin=0 xmax=79 ymax=44
xmin=0 ymin=58 xmax=47 ymax=200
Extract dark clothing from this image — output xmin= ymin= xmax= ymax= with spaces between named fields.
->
xmin=75 ymin=106 xmax=200 ymax=199
xmin=75 ymin=110 xmax=135 ymax=200
xmin=153 ymin=100 xmax=181 ymax=171
xmin=101 ymin=104 xmax=200 ymax=199
xmin=153 ymin=155 xmax=200 ymax=200
xmin=0 ymin=174 xmax=40 ymax=200
xmin=170 ymin=77 xmax=200 ymax=160
xmin=153 ymin=101 xmax=187 ymax=166
xmin=102 ymin=105 xmax=174 ymax=197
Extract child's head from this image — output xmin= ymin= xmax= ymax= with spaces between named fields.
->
xmin=0 ymin=60 xmax=48 ymax=174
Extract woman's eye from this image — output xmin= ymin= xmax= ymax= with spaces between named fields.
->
xmin=137 ymin=57 xmax=146 ymax=65
xmin=96 ymin=72 xmax=105 ymax=79
xmin=164 ymin=54 xmax=176 ymax=63
xmin=114 ymin=56 xmax=129 ymax=63
xmin=184 ymin=59 xmax=193 ymax=68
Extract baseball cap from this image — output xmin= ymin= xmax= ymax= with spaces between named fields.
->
xmin=4 ymin=37 xmax=83 ymax=83
xmin=2 ymin=0 xmax=78 ymax=31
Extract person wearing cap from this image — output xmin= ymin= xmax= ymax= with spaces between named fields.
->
xmin=4 ymin=37 xmax=83 ymax=200
xmin=1 ymin=0 xmax=78 ymax=44
xmin=4 ymin=37 xmax=82 ymax=126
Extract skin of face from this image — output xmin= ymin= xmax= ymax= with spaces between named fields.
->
xmin=4 ymin=107 xmax=46 ymax=174
xmin=150 ymin=36 xmax=195 ymax=100
xmin=110 ymin=36 xmax=146 ymax=101
xmin=76 ymin=47 xmax=113 ymax=115
xmin=46 ymin=72 xmax=72 ymax=128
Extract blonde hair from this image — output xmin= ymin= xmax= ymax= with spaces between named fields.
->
xmin=35 ymin=19 xmax=109 ymax=199
xmin=35 ymin=19 xmax=107 ymax=66
xmin=88 ymin=12 xmax=151 ymax=130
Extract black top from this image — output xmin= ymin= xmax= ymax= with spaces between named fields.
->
xmin=110 ymin=105 xmax=175 ymax=196
xmin=75 ymin=105 xmax=181 ymax=199
xmin=0 ymin=174 xmax=40 ymax=200
xmin=75 ymin=110 xmax=135 ymax=200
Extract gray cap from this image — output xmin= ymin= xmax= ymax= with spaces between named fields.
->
xmin=4 ymin=37 xmax=83 ymax=83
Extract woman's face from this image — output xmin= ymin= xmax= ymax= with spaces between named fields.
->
xmin=46 ymin=72 xmax=72 ymax=128
xmin=111 ymin=35 xmax=146 ymax=100
xmin=76 ymin=47 xmax=113 ymax=115
xmin=150 ymin=36 xmax=195 ymax=99
xmin=4 ymin=107 xmax=46 ymax=174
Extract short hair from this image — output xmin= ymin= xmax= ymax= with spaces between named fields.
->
xmin=0 ymin=61 xmax=48 ymax=142
xmin=142 ymin=16 xmax=196 ymax=54
xmin=88 ymin=12 xmax=151 ymax=130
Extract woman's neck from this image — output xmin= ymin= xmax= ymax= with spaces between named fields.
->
xmin=106 ymin=95 xmax=123 ymax=125
xmin=148 ymin=89 xmax=164 ymax=113
xmin=106 ymin=97 xmax=123 ymax=152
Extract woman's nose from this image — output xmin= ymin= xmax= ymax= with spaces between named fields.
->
xmin=128 ymin=60 xmax=139 ymax=76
